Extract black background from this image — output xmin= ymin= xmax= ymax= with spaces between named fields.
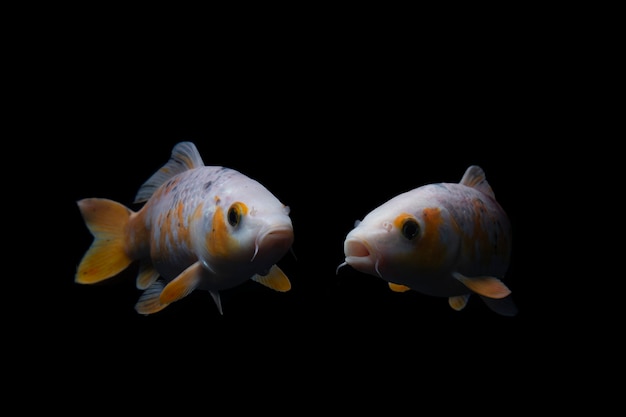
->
xmin=26 ymin=32 xmax=572 ymax=410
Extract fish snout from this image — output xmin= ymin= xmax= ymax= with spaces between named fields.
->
xmin=253 ymin=225 xmax=294 ymax=261
xmin=342 ymin=237 xmax=381 ymax=277
xmin=345 ymin=238 xmax=371 ymax=259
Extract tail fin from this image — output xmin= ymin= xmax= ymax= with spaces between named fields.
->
xmin=75 ymin=198 xmax=134 ymax=284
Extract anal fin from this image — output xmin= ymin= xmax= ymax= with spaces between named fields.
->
xmin=135 ymin=279 xmax=168 ymax=315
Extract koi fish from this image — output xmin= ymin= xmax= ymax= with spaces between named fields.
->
xmin=336 ymin=165 xmax=517 ymax=316
xmin=75 ymin=141 xmax=294 ymax=315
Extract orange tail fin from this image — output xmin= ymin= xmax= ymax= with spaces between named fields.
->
xmin=75 ymin=198 xmax=134 ymax=284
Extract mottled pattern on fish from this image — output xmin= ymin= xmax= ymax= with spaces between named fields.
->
xmin=415 ymin=182 xmax=511 ymax=277
xmin=337 ymin=165 xmax=516 ymax=316
xmin=76 ymin=142 xmax=294 ymax=315
xmin=133 ymin=167 xmax=254 ymax=278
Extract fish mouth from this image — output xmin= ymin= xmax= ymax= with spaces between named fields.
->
xmin=251 ymin=225 xmax=294 ymax=262
xmin=345 ymin=238 xmax=371 ymax=258
xmin=340 ymin=238 xmax=383 ymax=278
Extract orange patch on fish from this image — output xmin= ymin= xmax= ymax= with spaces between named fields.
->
xmin=207 ymin=205 xmax=237 ymax=257
xmin=392 ymin=212 xmax=415 ymax=230
xmin=461 ymin=197 xmax=507 ymax=267
xmin=414 ymin=207 xmax=447 ymax=268
xmin=190 ymin=202 xmax=204 ymax=223
xmin=154 ymin=205 xmax=182 ymax=256
xmin=176 ymin=200 xmax=185 ymax=227
xmin=171 ymin=200 xmax=190 ymax=248
xmin=156 ymin=211 xmax=168 ymax=252
xmin=176 ymin=201 xmax=204 ymax=249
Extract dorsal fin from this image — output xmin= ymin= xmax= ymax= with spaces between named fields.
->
xmin=459 ymin=165 xmax=495 ymax=199
xmin=134 ymin=141 xmax=205 ymax=203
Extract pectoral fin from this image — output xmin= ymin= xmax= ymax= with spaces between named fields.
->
xmin=452 ymin=272 xmax=511 ymax=299
xmin=388 ymin=282 xmax=411 ymax=292
xmin=251 ymin=265 xmax=291 ymax=292
xmin=160 ymin=262 xmax=204 ymax=305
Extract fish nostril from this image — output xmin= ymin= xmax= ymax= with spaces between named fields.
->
xmin=346 ymin=240 xmax=370 ymax=257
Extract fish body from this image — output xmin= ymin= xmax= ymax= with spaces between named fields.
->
xmin=337 ymin=165 xmax=516 ymax=316
xmin=76 ymin=141 xmax=294 ymax=315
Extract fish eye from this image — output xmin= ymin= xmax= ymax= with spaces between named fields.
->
xmin=401 ymin=218 xmax=420 ymax=240
xmin=227 ymin=202 xmax=248 ymax=227
xmin=228 ymin=204 xmax=242 ymax=227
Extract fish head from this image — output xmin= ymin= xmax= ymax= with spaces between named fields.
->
xmin=338 ymin=196 xmax=460 ymax=285
xmin=198 ymin=187 xmax=294 ymax=276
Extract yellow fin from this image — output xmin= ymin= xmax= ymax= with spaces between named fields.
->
xmin=251 ymin=265 xmax=291 ymax=292
xmin=449 ymin=294 xmax=471 ymax=311
xmin=136 ymin=262 xmax=159 ymax=290
xmin=452 ymin=272 xmax=511 ymax=299
xmin=135 ymin=280 xmax=169 ymax=315
xmin=388 ymin=282 xmax=411 ymax=292
xmin=159 ymin=262 xmax=204 ymax=305
xmin=75 ymin=198 xmax=134 ymax=284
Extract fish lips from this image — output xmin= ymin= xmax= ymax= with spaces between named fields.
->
xmin=254 ymin=224 xmax=294 ymax=260
xmin=343 ymin=237 xmax=379 ymax=275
